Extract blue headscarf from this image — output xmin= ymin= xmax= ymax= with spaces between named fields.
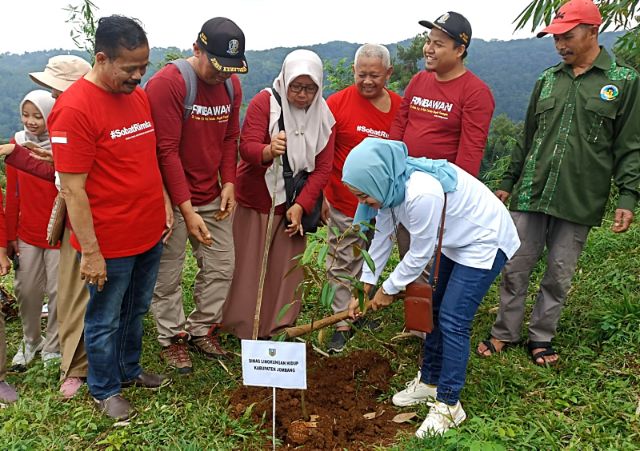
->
xmin=342 ymin=138 xmax=458 ymax=228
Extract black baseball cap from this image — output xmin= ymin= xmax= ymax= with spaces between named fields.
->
xmin=419 ymin=12 xmax=472 ymax=48
xmin=196 ymin=17 xmax=248 ymax=74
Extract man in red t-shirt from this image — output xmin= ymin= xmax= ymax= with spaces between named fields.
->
xmin=390 ymin=11 xmax=495 ymax=270
xmin=145 ymin=17 xmax=247 ymax=372
xmin=324 ymin=44 xmax=402 ymax=353
xmin=50 ymin=16 xmax=172 ymax=421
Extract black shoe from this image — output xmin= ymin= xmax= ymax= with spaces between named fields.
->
xmin=352 ymin=317 xmax=382 ymax=331
xmin=9 ymin=364 xmax=27 ymax=373
xmin=327 ymin=329 xmax=355 ymax=354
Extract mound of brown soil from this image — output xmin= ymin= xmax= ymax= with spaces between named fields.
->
xmin=229 ymin=349 xmax=411 ymax=449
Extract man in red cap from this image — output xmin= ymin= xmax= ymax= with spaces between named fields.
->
xmin=478 ymin=0 xmax=640 ymax=366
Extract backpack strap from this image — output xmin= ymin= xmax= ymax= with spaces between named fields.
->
xmin=224 ymin=77 xmax=234 ymax=109
xmin=169 ymin=59 xmax=198 ymax=121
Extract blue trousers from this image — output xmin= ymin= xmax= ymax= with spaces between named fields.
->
xmin=421 ymin=250 xmax=507 ymax=405
xmin=84 ymin=241 xmax=162 ymax=400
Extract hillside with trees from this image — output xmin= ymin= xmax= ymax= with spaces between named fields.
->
xmin=0 ymin=1 xmax=638 ymax=447
xmin=0 ymin=32 xmax=621 ymax=141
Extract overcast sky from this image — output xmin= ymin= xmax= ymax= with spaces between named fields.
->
xmin=1 ymin=1 xmax=539 ymax=54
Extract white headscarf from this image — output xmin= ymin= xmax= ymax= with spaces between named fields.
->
xmin=264 ymin=49 xmax=335 ymax=205
xmin=14 ymin=89 xmax=55 ymax=150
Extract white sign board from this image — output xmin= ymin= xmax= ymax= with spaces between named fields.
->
xmin=241 ymin=340 xmax=307 ymax=390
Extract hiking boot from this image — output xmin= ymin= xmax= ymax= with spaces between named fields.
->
xmin=94 ymin=394 xmax=133 ymax=420
xmin=60 ymin=377 xmax=84 ymax=400
xmin=327 ymin=328 xmax=355 ymax=354
xmin=121 ymin=371 xmax=171 ymax=390
xmin=0 ymin=381 xmax=18 ymax=406
xmin=161 ymin=333 xmax=193 ymax=374
xmin=189 ymin=324 xmax=228 ymax=358
xmin=392 ymin=371 xmax=438 ymax=407
xmin=11 ymin=336 xmax=44 ymax=370
xmin=415 ymin=400 xmax=466 ymax=437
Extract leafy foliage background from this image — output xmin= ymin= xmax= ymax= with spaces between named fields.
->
xmin=0 ymin=32 xmax=622 ymax=141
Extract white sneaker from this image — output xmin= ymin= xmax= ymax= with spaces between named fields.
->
xmin=42 ymin=351 xmax=62 ymax=364
xmin=392 ymin=371 xmax=437 ymax=407
xmin=11 ymin=337 xmax=45 ymax=367
xmin=415 ymin=400 xmax=467 ymax=438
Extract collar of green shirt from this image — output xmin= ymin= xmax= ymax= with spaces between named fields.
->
xmin=555 ymin=46 xmax=611 ymax=76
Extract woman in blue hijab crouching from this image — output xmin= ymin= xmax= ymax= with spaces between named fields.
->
xmin=344 ymin=138 xmax=520 ymax=437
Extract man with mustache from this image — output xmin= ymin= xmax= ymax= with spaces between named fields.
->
xmin=477 ymin=0 xmax=640 ymax=366
xmin=49 ymin=15 xmax=173 ymax=420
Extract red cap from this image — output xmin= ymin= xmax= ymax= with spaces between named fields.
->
xmin=537 ymin=0 xmax=602 ymax=38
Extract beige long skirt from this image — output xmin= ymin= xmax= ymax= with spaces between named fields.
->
xmin=223 ymin=205 xmax=305 ymax=339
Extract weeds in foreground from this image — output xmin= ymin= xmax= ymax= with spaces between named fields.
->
xmin=1 ymin=212 xmax=638 ymax=449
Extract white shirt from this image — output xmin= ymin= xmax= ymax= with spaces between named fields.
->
xmin=361 ymin=166 xmax=521 ymax=295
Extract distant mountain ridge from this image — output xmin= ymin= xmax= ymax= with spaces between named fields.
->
xmin=0 ymin=32 xmax=622 ymax=141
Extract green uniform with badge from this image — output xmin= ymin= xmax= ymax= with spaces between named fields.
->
xmin=500 ymin=47 xmax=640 ymax=226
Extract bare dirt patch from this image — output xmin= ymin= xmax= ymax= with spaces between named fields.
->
xmin=229 ymin=349 xmax=411 ymax=449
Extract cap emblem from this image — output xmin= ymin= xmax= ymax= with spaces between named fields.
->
xmin=437 ymin=13 xmax=450 ymax=24
xmin=227 ymin=39 xmax=240 ymax=56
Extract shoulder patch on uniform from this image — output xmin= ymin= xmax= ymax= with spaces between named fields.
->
xmin=538 ymin=68 xmax=558 ymax=100
xmin=607 ymin=65 xmax=638 ymax=81
xmin=607 ymin=61 xmax=639 ymax=81
xmin=537 ymin=64 xmax=561 ymax=81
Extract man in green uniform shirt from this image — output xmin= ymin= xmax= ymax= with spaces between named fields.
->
xmin=477 ymin=0 xmax=639 ymax=365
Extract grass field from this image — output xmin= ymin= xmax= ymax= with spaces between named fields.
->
xmin=1 ymin=209 xmax=639 ymax=450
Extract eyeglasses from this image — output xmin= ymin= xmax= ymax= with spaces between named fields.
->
xmin=288 ymin=83 xmax=318 ymax=94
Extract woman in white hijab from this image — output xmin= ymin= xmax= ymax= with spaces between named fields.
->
xmin=223 ymin=50 xmax=335 ymax=339
xmin=0 ymin=56 xmax=91 ymax=402
xmin=5 ymin=90 xmax=61 ymax=372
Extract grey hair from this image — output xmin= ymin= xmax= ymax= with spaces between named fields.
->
xmin=354 ymin=43 xmax=392 ymax=69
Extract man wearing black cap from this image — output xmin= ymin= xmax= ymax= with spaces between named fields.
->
xmin=145 ymin=17 xmax=247 ymax=374
xmin=389 ymin=12 xmax=495 ymax=282
xmin=478 ymin=0 xmax=640 ymax=366
xmin=390 ymin=11 xmax=494 ymax=177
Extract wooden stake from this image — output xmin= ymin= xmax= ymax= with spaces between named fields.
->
xmin=253 ymin=158 xmax=281 ymax=340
